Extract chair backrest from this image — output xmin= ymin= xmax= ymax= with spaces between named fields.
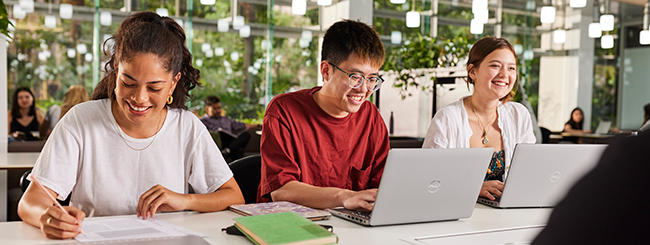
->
xmin=228 ymin=154 xmax=262 ymax=204
xmin=20 ymin=170 xmax=32 ymax=193
xmin=540 ymin=127 xmax=551 ymax=144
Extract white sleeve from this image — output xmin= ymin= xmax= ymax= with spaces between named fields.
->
xmin=186 ymin=115 xmax=234 ymax=194
xmin=422 ymin=110 xmax=452 ymax=149
xmin=515 ymin=103 xmax=537 ymax=144
xmin=29 ymin=117 xmax=81 ymax=201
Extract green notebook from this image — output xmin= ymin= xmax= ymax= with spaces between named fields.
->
xmin=234 ymin=212 xmax=338 ymax=245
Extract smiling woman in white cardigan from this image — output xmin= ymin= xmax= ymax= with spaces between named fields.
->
xmin=422 ymin=37 xmax=536 ymax=201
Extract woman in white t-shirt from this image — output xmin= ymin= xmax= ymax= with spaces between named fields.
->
xmin=18 ymin=12 xmax=244 ymax=239
xmin=422 ymin=37 xmax=536 ymax=201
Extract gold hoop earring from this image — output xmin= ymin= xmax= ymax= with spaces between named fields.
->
xmin=167 ymin=95 xmax=173 ymax=104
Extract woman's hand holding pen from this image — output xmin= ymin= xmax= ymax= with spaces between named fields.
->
xmin=39 ymin=205 xmax=86 ymax=239
xmin=137 ymin=184 xmax=189 ymax=219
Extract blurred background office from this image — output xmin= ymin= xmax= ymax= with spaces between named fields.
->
xmin=2 ymin=0 xmax=650 ymax=147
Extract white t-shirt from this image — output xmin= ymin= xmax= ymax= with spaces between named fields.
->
xmin=422 ymin=97 xmax=536 ymax=179
xmin=30 ymin=99 xmax=233 ymax=217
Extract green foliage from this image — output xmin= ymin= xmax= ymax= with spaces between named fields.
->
xmin=592 ymin=64 xmax=618 ymax=129
xmin=0 ymin=1 xmax=13 ymax=39
xmin=36 ymin=97 xmax=62 ymax=112
xmin=383 ymin=33 xmax=474 ymax=99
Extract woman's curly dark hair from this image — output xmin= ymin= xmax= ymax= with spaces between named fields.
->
xmin=91 ymin=11 xmax=200 ymax=109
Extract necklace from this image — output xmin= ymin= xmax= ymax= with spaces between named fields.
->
xmin=114 ymin=110 xmax=165 ymax=151
xmin=470 ymin=97 xmax=498 ymax=145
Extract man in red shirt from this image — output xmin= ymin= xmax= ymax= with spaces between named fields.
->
xmin=258 ymin=20 xmax=389 ymax=211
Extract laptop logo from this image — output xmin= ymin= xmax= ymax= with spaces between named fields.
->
xmin=550 ymin=171 xmax=562 ymax=183
xmin=427 ymin=180 xmax=441 ymax=193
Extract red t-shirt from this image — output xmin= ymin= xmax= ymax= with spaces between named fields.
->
xmin=258 ymin=87 xmax=390 ymax=202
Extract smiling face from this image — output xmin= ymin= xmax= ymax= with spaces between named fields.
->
xmin=16 ymin=91 xmax=34 ymax=110
xmin=468 ymin=48 xmax=518 ymax=101
xmin=112 ymin=53 xmax=179 ymax=130
xmin=319 ymin=53 xmax=379 ymax=118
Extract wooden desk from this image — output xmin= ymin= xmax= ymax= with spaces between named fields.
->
xmin=0 ymin=204 xmax=552 ymax=244
xmin=0 ymin=152 xmax=40 ymax=222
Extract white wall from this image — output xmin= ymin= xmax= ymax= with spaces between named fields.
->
xmin=378 ymin=70 xmax=434 ymax=138
xmin=538 ymin=56 xmax=580 ymax=131
xmin=1 ymin=40 xmax=7 ymax=154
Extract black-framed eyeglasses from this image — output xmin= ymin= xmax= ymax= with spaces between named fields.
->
xmin=328 ymin=62 xmax=384 ymax=92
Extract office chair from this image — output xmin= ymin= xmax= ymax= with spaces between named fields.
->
xmin=540 ymin=127 xmax=551 ymax=144
xmin=20 ymin=170 xmax=71 ymax=206
xmin=228 ymin=154 xmax=261 ymax=204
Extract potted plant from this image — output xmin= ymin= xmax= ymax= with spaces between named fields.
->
xmin=0 ymin=1 xmax=13 ymax=38
xmin=383 ymin=33 xmax=474 ymax=99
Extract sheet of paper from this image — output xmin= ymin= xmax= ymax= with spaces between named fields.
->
xmin=75 ymin=217 xmax=204 ymax=242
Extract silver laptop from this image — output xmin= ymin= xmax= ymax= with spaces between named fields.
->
xmin=594 ymin=121 xmax=612 ymax=134
xmin=330 ymin=148 xmax=493 ymax=226
xmin=478 ymin=144 xmax=607 ymax=208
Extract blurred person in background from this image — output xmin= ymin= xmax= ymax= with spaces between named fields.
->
xmin=41 ymin=85 xmax=90 ymax=137
xmin=8 ymin=87 xmax=44 ymax=142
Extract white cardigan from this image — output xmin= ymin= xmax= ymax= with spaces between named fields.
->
xmin=422 ymin=97 xmax=536 ymax=179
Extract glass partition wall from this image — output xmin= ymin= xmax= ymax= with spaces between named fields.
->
xmin=4 ymin=0 xmax=646 ymax=130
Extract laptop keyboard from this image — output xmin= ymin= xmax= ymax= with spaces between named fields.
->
xmin=350 ymin=210 xmax=371 ymax=219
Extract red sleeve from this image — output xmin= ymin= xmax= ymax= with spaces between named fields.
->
xmin=369 ymin=109 xmax=390 ymax=188
xmin=257 ymin=105 xmax=301 ymax=202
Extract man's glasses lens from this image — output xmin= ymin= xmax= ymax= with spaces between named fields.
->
xmin=350 ymin=75 xmax=382 ymax=91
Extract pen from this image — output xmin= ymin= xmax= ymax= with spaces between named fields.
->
xmin=31 ymin=175 xmax=86 ymax=236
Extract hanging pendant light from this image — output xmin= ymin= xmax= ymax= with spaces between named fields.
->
xmin=317 ymin=0 xmax=332 ymax=6
xmin=391 ymin=31 xmax=402 ymax=45
xmin=600 ymin=14 xmax=614 ymax=31
xmin=59 ymin=4 xmax=73 ymax=19
xmin=292 ymin=0 xmax=307 ymax=16
xmin=233 ymin=16 xmax=245 ymax=30
xmin=470 ymin=19 xmax=484 ymax=34
xmin=540 ymin=6 xmax=556 ymax=24
xmin=218 ymin=19 xmax=229 ymax=32
xmin=569 ymin=0 xmax=586 ymax=8
xmin=215 ymin=47 xmax=224 ymax=56
xmin=67 ymin=48 xmax=76 ymax=58
xmin=589 ymin=23 xmax=602 ymax=38
xmin=553 ymin=29 xmax=566 ymax=44
xmin=472 ymin=0 xmax=488 ymax=23
xmin=44 ymin=15 xmax=56 ymax=28
xmin=100 ymin=11 xmax=112 ymax=26
xmin=601 ymin=35 xmax=614 ymax=49
xmin=406 ymin=0 xmax=420 ymax=28
xmin=19 ymin=0 xmax=34 ymax=13
xmin=156 ymin=8 xmax=169 ymax=17
xmin=13 ymin=5 xmax=26 ymax=19
xmin=239 ymin=25 xmax=251 ymax=38
xmin=202 ymin=43 xmax=211 ymax=53
xmin=77 ymin=43 xmax=87 ymax=54
xmin=640 ymin=30 xmax=650 ymax=45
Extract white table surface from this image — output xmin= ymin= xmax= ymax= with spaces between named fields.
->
xmin=0 ymin=204 xmax=552 ymax=245
xmin=0 ymin=152 xmax=40 ymax=169
xmin=0 ymin=152 xmax=40 ymax=222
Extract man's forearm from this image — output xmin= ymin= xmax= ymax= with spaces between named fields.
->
xmin=269 ymin=181 xmax=352 ymax=209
